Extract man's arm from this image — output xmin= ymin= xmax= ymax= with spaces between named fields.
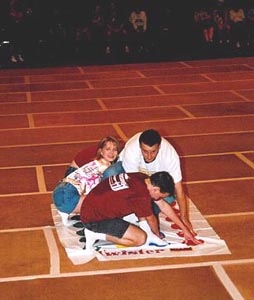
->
xmin=155 ymin=198 xmax=201 ymax=244
xmin=175 ymin=181 xmax=195 ymax=234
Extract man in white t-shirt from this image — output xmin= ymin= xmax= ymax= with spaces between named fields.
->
xmin=104 ymin=129 xmax=194 ymax=233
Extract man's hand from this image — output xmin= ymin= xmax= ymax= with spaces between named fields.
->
xmin=182 ymin=228 xmax=203 ymax=245
xmin=182 ymin=217 xmax=196 ymax=236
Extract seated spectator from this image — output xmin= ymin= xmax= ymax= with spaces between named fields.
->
xmin=152 ymin=6 xmax=175 ymax=56
xmin=229 ymin=4 xmax=246 ymax=49
xmin=194 ymin=7 xmax=215 ymax=44
xmin=89 ymin=3 xmax=106 ymax=55
xmin=104 ymin=1 xmax=129 ymax=55
xmin=0 ymin=25 xmax=16 ymax=65
xmin=6 ymin=0 xmax=27 ymax=63
xmin=245 ymin=7 xmax=254 ymax=48
xmin=73 ymin=22 xmax=92 ymax=57
xmin=213 ymin=8 xmax=230 ymax=45
xmin=128 ymin=6 xmax=149 ymax=53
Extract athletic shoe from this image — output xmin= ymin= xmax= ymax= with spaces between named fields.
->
xmin=139 ymin=220 xmax=168 ymax=247
xmin=76 ymin=229 xmax=85 ymax=236
xmin=79 ymin=236 xmax=86 ymax=243
xmin=71 ymin=215 xmax=81 ymax=221
xmin=73 ymin=221 xmax=84 ymax=228
xmin=84 ymin=229 xmax=106 ymax=251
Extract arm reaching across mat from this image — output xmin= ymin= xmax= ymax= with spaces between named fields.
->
xmin=154 ymin=198 xmax=202 ymax=245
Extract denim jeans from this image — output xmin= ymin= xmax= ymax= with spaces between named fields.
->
xmin=102 ymin=161 xmax=125 ymax=180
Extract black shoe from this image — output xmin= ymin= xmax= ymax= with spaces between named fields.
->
xmin=76 ymin=229 xmax=85 ymax=236
xmin=73 ymin=221 xmax=84 ymax=228
xmin=71 ymin=215 xmax=81 ymax=221
xmin=79 ymin=236 xmax=86 ymax=243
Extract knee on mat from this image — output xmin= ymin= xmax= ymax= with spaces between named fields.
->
xmin=135 ymin=231 xmax=147 ymax=246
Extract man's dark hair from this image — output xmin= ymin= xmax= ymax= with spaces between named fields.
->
xmin=150 ymin=171 xmax=175 ymax=195
xmin=139 ymin=129 xmax=162 ymax=147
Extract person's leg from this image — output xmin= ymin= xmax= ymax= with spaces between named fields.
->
xmin=208 ymin=26 xmax=214 ymax=42
xmin=203 ymin=28 xmax=209 ymax=42
xmin=102 ymin=161 xmax=125 ymax=180
xmin=84 ymin=218 xmax=146 ymax=247
xmin=73 ymin=194 xmax=86 ymax=214
xmin=107 ymin=223 xmax=146 ymax=247
xmin=52 ymin=182 xmax=80 ymax=225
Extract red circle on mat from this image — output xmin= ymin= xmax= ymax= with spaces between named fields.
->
xmin=171 ymin=223 xmax=181 ymax=230
xmin=184 ymin=239 xmax=204 ymax=246
xmin=165 ymin=217 xmax=173 ymax=222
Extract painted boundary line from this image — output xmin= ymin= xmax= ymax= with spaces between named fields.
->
xmin=43 ymin=227 xmax=60 ymax=275
xmin=205 ymin=211 xmax=254 ymax=219
xmin=1 ymin=179 xmax=254 ymax=196
xmin=0 ymin=210 xmax=253 ymax=234
xmin=213 ymin=263 xmax=244 ymax=300
xmin=1 ymin=114 xmax=253 ymax=133
xmin=0 ymin=258 xmax=253 ymax=283
xmin=0 ymin=211 xmax=253 ymax=234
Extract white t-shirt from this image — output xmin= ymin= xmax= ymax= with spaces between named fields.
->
xmin=119 ymin=132 xmax=182 ymax=183
xmin=66 ymin=160 xmax=108 ymax=195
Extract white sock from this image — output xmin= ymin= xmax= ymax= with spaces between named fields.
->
xmin=84 ymin=228 xmax=106 ymax=251
xmin=139 ymin=220 xmax=167 ymax=247
xmin=57 ymin=210 xmax=70 ymax=225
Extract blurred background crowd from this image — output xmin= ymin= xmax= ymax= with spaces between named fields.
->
xmin=1 ymin=0 xmax=254 ymax=68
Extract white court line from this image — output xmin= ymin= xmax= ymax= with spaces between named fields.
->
xmin=36 ymin=165 xmax=47 ymax=193
xmin=200 ymin=74 xmax=217 ymax=83
xmin=0 ymin=258 xmax=253 ymax=283
xmin=0 ymin=211 xmax=253 ymax=234
xmin=205 ymin=211 xmax=254 ymax=219
xmin=113 ymin=123 xmax=128 ymax=141
xmin=176 ymin=105 xmax=196 ymax=118
xmin=235 ymin=152 xmax=254 ymax=169
xmin=213 ymin=263 xmax=244 ymax=300
xmin=0 ymin=226 xmax=54 ymax=233
xmin=43 ymin=227 xmax=60 ymax=275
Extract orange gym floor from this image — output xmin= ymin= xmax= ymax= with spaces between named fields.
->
xmin=0 ymin=57 xmax=253 ymax=300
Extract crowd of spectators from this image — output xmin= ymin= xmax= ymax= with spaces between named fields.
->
xmin=1 ymin=0 xmax=254 ymax=68
xmin=193 ymin=1 xmax=254 ymax=50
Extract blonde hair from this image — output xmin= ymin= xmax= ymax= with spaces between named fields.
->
xmin=95 ymin=136 xmax=120 ymax=161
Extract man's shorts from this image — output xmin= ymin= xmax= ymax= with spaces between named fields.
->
xmin=84 ymin=218 xmax=130 ymax=238
xmin=53 ymin=181 xmax=80 ymax=214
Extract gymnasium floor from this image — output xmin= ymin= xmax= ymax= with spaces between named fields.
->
xmin=0 ymin=56 xmax=253 ymax=300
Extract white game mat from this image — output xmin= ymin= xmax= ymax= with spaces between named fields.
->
xmin=51 ymin=201 xmax=231 ymax=265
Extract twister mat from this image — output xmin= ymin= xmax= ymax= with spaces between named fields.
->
xmin=51 ymin=200 xmax=230 ymax=265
